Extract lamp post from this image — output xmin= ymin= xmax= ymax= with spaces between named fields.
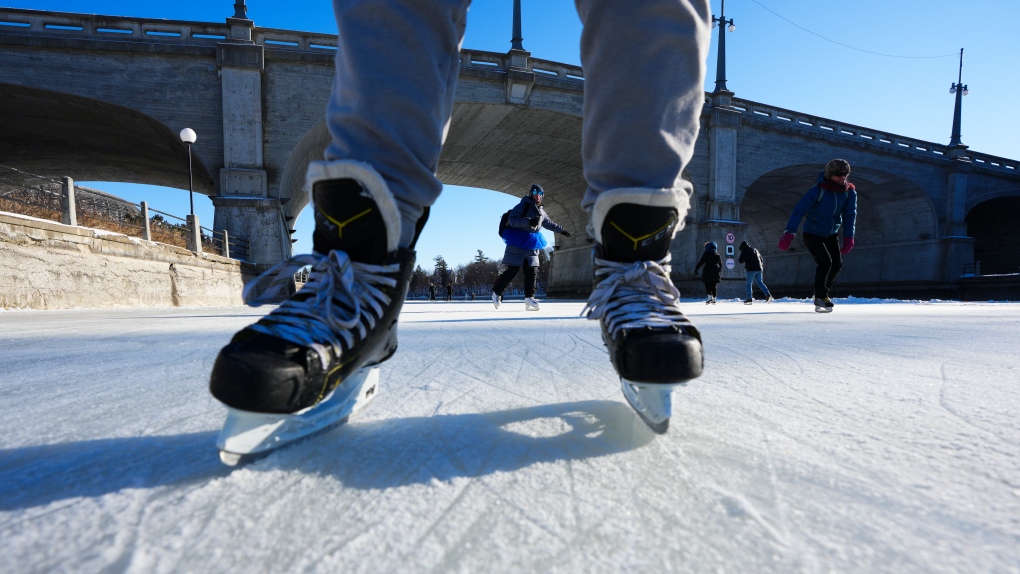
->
xmin=948 ymin=48 xmax=968 ymax=149
xmin=179 ymin=128 xmax=197 ymax=215
xmin=711 ymin=0 xmax=736 ymax=93
xmin=511 ymin=0 xmax=524 ymax=50
xmin=179 ymin=128 xmax=201 ymax=252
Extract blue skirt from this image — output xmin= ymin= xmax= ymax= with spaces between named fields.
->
xmin=502 ymin=228 xmax=547 ymax=250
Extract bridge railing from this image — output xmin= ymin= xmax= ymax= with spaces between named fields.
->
xmin=458 ymin=48 xmax=585 ymax=83
xmin=255 ymin=27 xmax=337 ymax=52
xmin=0 ymin=165 xmax=249 ymax=260
xmin=0 ymin=8 xmax=231 ymax=44
xmin=729 ymin=97 xmax=1019 ymax=175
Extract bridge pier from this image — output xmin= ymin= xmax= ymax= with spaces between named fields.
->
xmin=212 ymin=13 xmax=289 ymax=270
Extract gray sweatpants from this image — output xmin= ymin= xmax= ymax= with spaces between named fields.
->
xmin=325 ymin=0 xmax=711 ymax=247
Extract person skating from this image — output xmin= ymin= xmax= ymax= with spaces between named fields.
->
xmin=778 ymin=159 xmax=858 ymax=313
xmin=428 ymin=282 xmax=436 ymax=301
xmin=209 ymin=0 xmax=713 ymax=458
xmin=491 ymin=184 xmax=569 ymax=311
xmin=738 ymin=240 xmax=773 ymax=304
xmin=445 ymin=283 xmax=453 ymax=302
xmin=694 ymin=242 xmax=722 ymax=304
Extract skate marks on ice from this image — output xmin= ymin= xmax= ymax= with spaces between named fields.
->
xmin=234 ymin=400 xmax=654 ymax=489
xmin=0 ymin=431 xmax=230 ymax=511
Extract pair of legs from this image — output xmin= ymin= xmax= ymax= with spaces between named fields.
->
xmin=210 ymin=0 xmax=711 ymax=415
xmin=492 ymin=263 xmax=537 ymax=299
xmin=802 ymin=232 xmax=843 ymax=299
xmin=745 ymin=271 xmax=771 ymax=300
xmin=703 ymin=282 xmax=718 ymax=298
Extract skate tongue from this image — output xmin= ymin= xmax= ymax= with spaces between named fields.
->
xmin=599 ymin=204 xmax=678 ymax=262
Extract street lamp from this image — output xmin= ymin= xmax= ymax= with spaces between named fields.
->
xmin=179 ymin=128 xmax=197 ymax=216
xmin=948 ymin=48 xmax=968 ymax=148
xmin=711 ymin=0 xmax=736 ymax=93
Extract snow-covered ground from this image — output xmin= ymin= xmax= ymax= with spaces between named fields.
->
xmin=1 ymin=298 xmax=1018 ymax=573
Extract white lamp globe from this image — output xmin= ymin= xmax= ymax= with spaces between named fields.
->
xmin=180 ymin=128 xmax=197 ymax=144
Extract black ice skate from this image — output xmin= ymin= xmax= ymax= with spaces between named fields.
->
xmin=582 ymin=202 xmax=704 ymax=434
xmin=209 ymin=161 xmax=421 ymax=464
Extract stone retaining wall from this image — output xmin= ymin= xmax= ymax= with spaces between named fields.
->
xmin=0 ymin=211 xmax=254 ymax=309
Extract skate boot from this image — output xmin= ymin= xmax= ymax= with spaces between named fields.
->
xmin=766 ymin=295 xmax=775 ymax=303
xmin=582 ymin=201 xmax=703 ymax=434
xmin=705 ymin=295 xmax=712 ymax=305
xmin=813 ymin=296 xmax=833 ymax=313
xmin=492 ymin=292 xmax=501 ymax=309
xmin=524 ymin=297 xmax=540 ymax=311
xmin=209 ymin=160 xmax=423 ymax=463
xmin=744 ymin=299 xmax=753 ymax=305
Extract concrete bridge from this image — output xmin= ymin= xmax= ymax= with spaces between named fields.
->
xmin=2 ymin=6 xmax=1018 ymax=297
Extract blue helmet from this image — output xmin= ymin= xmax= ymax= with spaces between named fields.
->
xmin=705 ymin=242 xmax=718 ymax=251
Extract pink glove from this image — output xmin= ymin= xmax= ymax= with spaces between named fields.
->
xmin=840 ymin=237 xmax=855 ymax=255
xmin=778 ymin=232 xmax=795 ymax=251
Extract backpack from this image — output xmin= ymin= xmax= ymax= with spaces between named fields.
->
xmin=498 ymin=209 xmax=512 ymax=238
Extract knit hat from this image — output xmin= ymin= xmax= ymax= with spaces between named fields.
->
xmin=824 ymin=159 xmax=851 ymax=178
xmin=530 ymin=184 xmax=545 ymax=196
xmin=705 ymin=242 xmax=718 ymax=251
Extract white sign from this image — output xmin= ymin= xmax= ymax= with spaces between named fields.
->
xmin=725 ymin=233 xmax=735 ymax=244
xmin=725 ymin=258 xmax=735 ymax=270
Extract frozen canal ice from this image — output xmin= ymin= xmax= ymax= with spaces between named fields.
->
xmin=1 ymin=299 xmax=1018 ymax=572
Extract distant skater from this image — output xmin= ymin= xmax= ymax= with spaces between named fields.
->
xmin=778 ymin=159 xmax=857 ymax=312
xmin=694 ymin=242 xmax=722 ymax=304
xmin=491 ymin=184 xmax=570 ymax=311
xmin=428 ymin=282 xmax=436 ymax=301
xmin=738 ymin=240 xmax=772 ymax=304
xmin=445 ymin=283 xmax=453 ymax=302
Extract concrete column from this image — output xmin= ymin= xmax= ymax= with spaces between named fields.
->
xmin=706 ymin=91 xmax=741 ymax=222
xmin=505 ymin=49 xmax=535 ymax=105
xmin=140 ymin=200 xmax=151 ymax=241
xmin=213 ymin=16 xmax=288 ymax=268
xmin=939 ymin=159 xmax=974 ymax=281
xmin=60 ymin=176 xmax=76 ymax=226
xmin=186 ymin=214 xmax=202 ymax=253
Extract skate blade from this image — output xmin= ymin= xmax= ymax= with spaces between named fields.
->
xmin=620 ymin=378 xmax=684 ymax=435
xmin=216 ymin=367 xmax=380 ymax=465
xmin=814 ymin=306 xmax=833 ymax=313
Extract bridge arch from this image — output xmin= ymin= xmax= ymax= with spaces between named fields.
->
xmin=966 ymin=197 xmax=1020 ymax=275
xmin=0 ymin=83 xmax=213 ymax=193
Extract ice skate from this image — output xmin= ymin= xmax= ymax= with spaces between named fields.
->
xmin=744 ymin=299 xmax=753 ymax=305
xmin=217 ymin=367 xmax=380 ymax=466
xmin=583 ymin=201 xmax=704 ymax=434
xmin=524 ymin=297 xmax=540 ymax=311
xmin=210 ymin=161 xmax=421 ymax=462
xmin=814 ymin=296 xmax=834 ymax=313
xmin=705 ymin=295 xmax=712 ymax=305
xmin=766 ymin=295 xmax=775 ymax=303
xmin=492 ymin=292 xmax=501 ymax=309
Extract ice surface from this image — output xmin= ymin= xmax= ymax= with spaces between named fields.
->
xmin=1 ymin=299 xmax=1018 ymax=572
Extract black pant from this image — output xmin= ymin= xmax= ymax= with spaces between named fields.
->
xmin=493 ymin=261 xmax=537 ymax=298
xmin=802 ymin=232 xmax=842 ymax=299
xmin=703 ymin=281 xmax=718 ymax=298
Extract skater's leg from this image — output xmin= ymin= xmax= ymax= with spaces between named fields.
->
xmin=209 ymin=0 xmax=472 ymax=415
xmin=492 ymin=265 xmax=521 ymax=297
xmin=745 ymin=272 xmax=754 ymax=301
xmin=754 ymin=272 xmax=772 ymax=299
xmin=326 ymin=0 xmax=471 ymax=246
xmin=821 ymin=234 xmax=843 ymax=293
xmin=522 ymin=261 xmax=537 ymax=298
xmin=803 ymin=232 xmax=832 ymax=299
xmin=577 ymin=0 xmax=711 ymax=386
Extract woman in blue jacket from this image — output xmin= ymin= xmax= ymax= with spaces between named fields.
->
xmin=778 ymin=159 xmax=857 ymax=312
xmin=491 ymin=184 xmax=570 ymax=311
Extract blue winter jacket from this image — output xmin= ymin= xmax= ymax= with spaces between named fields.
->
xmin=501 ymin=195 xmax=564 ymax=267
xmin=784 ymin=172 xmax=858 ymax=238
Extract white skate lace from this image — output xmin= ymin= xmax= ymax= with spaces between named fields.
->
xmin=581 ymin=253 xmax=692 ymax=337
xmin=242 ymin=250 xmax=399 ymax=357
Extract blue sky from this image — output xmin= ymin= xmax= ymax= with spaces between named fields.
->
xmin=7 ymin=0 xmax=1019 ymax=270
